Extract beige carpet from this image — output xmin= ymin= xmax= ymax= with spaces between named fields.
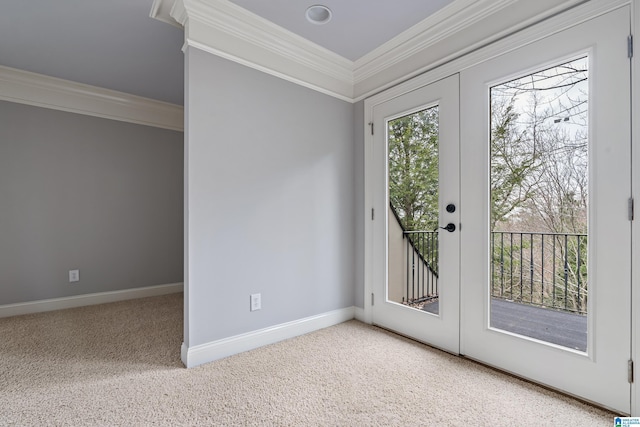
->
xmin=0 ymin=293 xmax=617 ymax=426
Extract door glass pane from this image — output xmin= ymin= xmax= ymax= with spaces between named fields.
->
xmin=387 ymin=106 xmax=440 ymax=315
xmin=489 ymin=57 xmax=588 ymax=351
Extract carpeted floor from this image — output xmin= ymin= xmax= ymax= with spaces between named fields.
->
xmin=0 ymin=293 xmax=617 ymax=426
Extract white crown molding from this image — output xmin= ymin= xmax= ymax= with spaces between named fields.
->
xmin=363 ymin=0 xmax=629 ymax=110
xmin=184 ymin=38 xmax=353 ymax=102
xmin=180 ymin=0 xmax=354 ymax=101
xmin=171 ymin=0 xmax=188 ymax=26
xmin=0 ymin=282 xmax=183 ymax=318
xmin=353 ymin=0 xmax=518 ymax=85
xmin=181 ymin=306 xmax=356 ymax=368
xmin=151 ymin=0 xmax=587 ymax=104
xmin=150 ymin=0 xmax=183 ymax=29
xmin=0 ymin=65 xmax=184 ymax=131
xmin=353 ymin=0 xmax=587 ymax=101
xmin=151 ymin=0 xmax=188 ymax=27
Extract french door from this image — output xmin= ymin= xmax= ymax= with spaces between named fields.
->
xmin=370 ymin=74 xmax=460 ymax=354
xmin=367 ymin=6 xmax=631 ymax=413
xmin=460 ymin=6 xmax=631 ymax=413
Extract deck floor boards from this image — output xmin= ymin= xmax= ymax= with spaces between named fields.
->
xmin=422 ymin=298 xmax=587 ymax=351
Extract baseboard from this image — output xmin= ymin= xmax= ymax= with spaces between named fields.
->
xmin=181 ymin=306 xmax=356 ymax=368
xmin=354 ymin=306 xmax=367 ymax=322
xmin=0 ymin=282 xmax=183 ymax=318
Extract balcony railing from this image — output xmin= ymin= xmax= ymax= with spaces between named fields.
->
xmin=491 ymin=231 xmax=587 ymax=315
xmin=402 ymin=230 xmax=438 ymax=305
xmin=396 ymin=229 xmax=587 ymax=315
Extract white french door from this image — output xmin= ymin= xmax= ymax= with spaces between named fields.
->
xmin=370 ymin=74 xmax=460 ymax=354
xmin=460 ymin=7 xmax=631 ymax=413
xmin=366 ymin=6 xmax=632 ymax=413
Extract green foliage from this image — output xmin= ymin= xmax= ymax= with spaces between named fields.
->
xmin=388 ymin=107 xmax=439 ymax=232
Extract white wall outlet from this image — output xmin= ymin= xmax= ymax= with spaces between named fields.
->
xmin=69 ymin=269 xmax=80 ymax=283
xmin=250 ymin=293 xmax=261 ymax=311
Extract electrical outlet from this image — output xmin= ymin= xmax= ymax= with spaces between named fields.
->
xmin=69 ymin=269 xmax=80 ymax=283
xmin=250 ymin=293 xmax=261 ymax=311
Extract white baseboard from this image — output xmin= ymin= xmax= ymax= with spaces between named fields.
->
xmin=0 ymin=282 xmax=183 ymax=318
xmin=354 ymin=306 xmax=367 ymax=323
xmin=181 ymin=306 xmax=356 ymax=368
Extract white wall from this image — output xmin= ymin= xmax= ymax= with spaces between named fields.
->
xmin=185 ymin=48 xmax=355 ymax=348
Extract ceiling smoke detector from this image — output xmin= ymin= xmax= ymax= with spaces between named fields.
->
xmin=305 ymin=5 xmax=332 ymax=25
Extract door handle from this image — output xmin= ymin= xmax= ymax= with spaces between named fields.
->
xmin=440 ymin=223 xmax=456 ymax=232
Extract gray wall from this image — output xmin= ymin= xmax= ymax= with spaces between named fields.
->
xmin=0 ymin=101 xmax=184 ymax=305
xmin=185 ymin=48 xmax=355 ymax=347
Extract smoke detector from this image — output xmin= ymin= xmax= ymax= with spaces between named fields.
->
xmin=305 ymin=5 xmax=332 ymax=25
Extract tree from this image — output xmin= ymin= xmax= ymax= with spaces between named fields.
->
xmin=490 ymin=93 xmax=540 ymax=230
xmin=388 ymin=107 xmax=439 ymax=232
xmin=489 ymin=57 xmax=589 ymax=313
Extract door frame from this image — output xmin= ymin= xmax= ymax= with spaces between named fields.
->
xmin=631 ymin=0 xmax=640 ymax=417
xmin=364 ymin=0 xmax=639 ymax=415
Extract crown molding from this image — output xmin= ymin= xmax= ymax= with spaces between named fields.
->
xmin=0 ymin=66 xmax=184 ymax=131
xmin=353 ymin=0 xmax=519 ymax=85
xmin=352 ymin=0 xmax=587 ymax=101
xmin=184 ymin=38 xmax=353 ymax=102
xmin=150 ymin=0 xmax=183 ymax=29
xmin=151 ymin=0 xmax=187 ymax=27
xmin=151 ymin=0 xmax=588 ymax=104
xmin=178 ymin=0 xmax=354 ymax=101
xmin=364 ymin=0 xmax=629 ymax=110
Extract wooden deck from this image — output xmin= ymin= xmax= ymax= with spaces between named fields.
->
xmin=423 ymin=298 xmax=587 ymax=351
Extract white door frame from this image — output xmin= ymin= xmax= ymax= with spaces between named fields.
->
xmin=631 ymin=0 xmax=640 ymax=418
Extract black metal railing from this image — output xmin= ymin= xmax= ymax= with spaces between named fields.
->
xmin=402 ymin=231 xmax=439 ymax=304
xmin=491 ymin=231 xmax=587 ymax=315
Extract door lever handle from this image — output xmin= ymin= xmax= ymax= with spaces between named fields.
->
xmin=440 ymin=223 xmax=456 ymax=232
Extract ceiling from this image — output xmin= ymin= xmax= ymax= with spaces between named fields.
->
xmin=0 ymin=0 xmax=185 ymax=105
xmin=226 ymin=0 xmax=454 ymax=61
xmin=0 ymin=0 xmax=457 ymax=106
